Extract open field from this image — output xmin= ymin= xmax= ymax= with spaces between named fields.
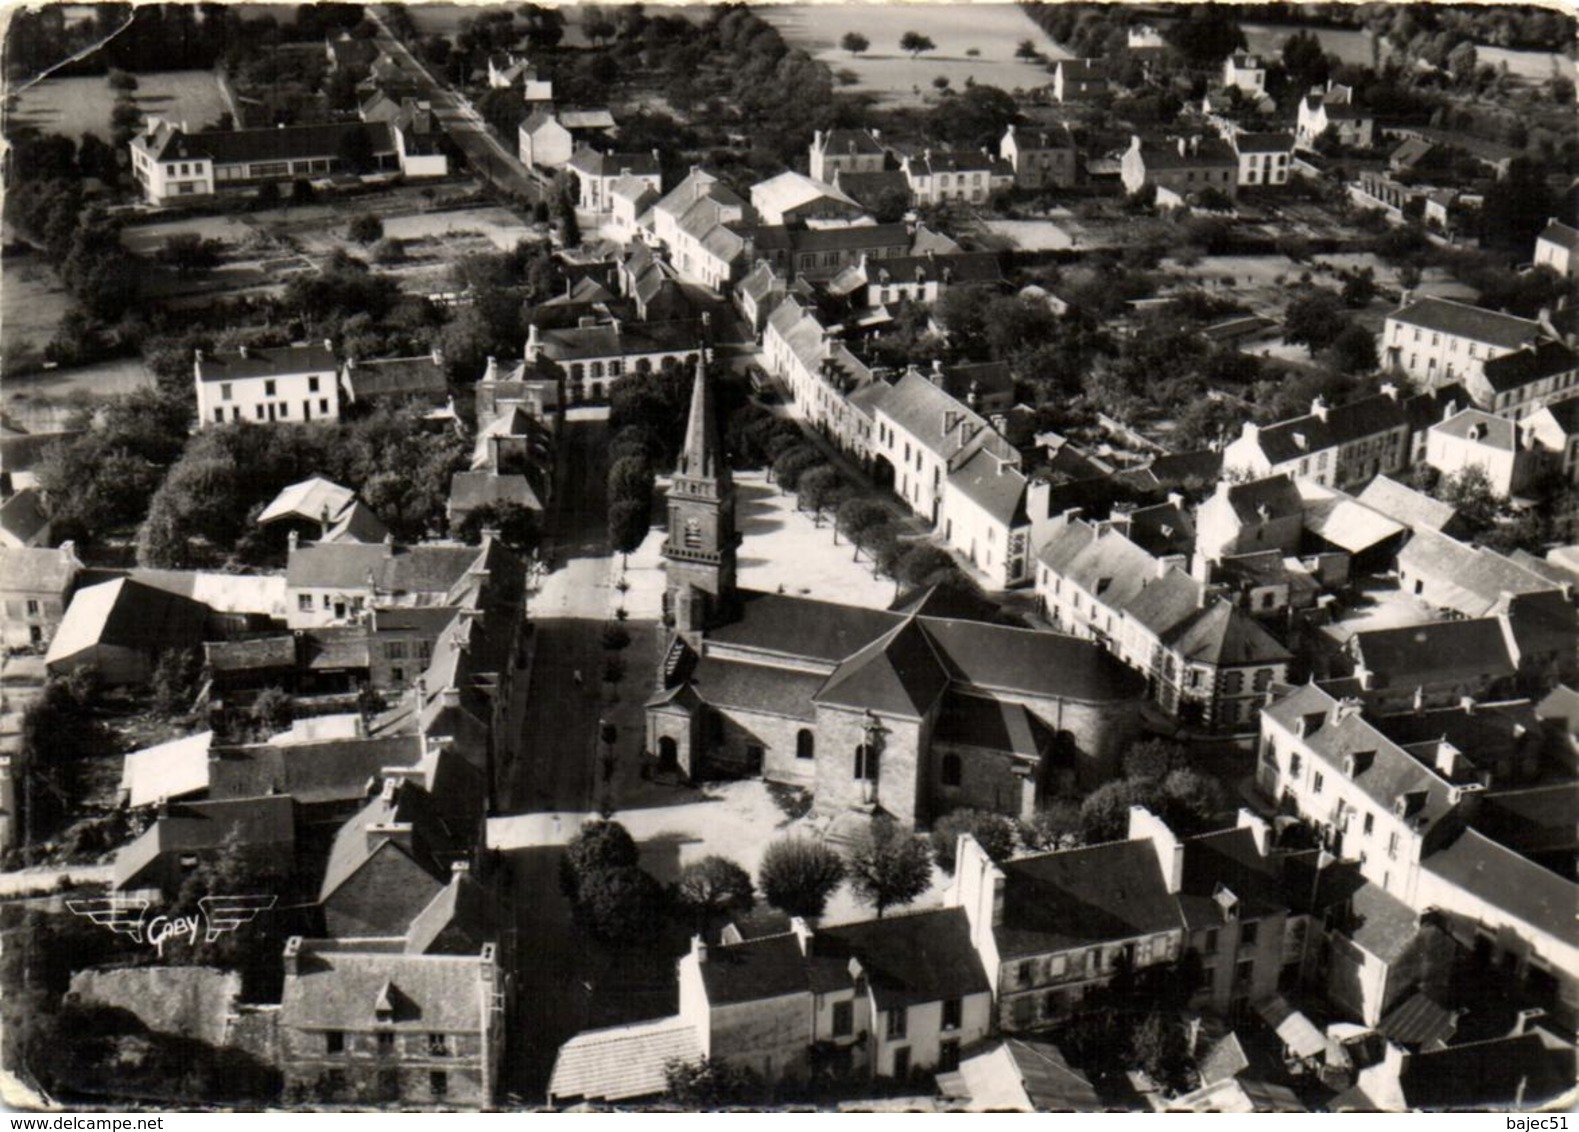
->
xmin=1 ymin=252 xmax=72 ymax=363
xmin=762 ymin=3 xmax=1068 ymax=105
xmin=6 ymin=69 xmax=228 ymax=144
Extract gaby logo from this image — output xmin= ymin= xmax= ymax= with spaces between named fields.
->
xmin=66 ymin=896 xmax=277 ymax=958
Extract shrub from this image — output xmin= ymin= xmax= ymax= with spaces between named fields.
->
xmin=347 ymin=213 xmax=383 ymax=245
xmin=1019 ymin=798 xmax=1081 ymax=852
xmin=370 ymin=237 xmax=406 ymax=265
xmin=931 ymin=809 xmax=1017 ymax=873
xmin=560 ymin=820 xmax=638 ymax=899
xmin=600 ymin=623 xmax=632 ymax=651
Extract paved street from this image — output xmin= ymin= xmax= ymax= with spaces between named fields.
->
xmin=367 ymin=6 xmax=545 ymax=203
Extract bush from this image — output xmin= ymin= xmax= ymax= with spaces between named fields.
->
xmin=930 ymin=809 xmax=1017 ymax=874
xmin=347 ymin=213 xmax=383 ymax=245
xmin=758 ymin=838 xmax=844 ymax=919
xmin=369 ymin=237 xmax=406 ymax=265
xmin=1122 ymin=738 xmax=1185 ymax=782
xmin=1019 ymin=799 xmax=1081 ymax=852
xmin=674 ymin=855 xmax=754 ymax=926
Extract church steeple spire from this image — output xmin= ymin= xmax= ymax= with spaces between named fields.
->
xmin=661 ymin=352 xmax=737 ymax=643
xmin=677 ymin=352 xmax=726 ymax=483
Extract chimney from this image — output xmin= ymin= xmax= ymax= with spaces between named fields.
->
xmin=484 ymin=355 xmax=498 ymax=382
xmin=1380 ymin=382 xmax=1399 ymax=401
xmin=366 ymin=820 xmax=414 ymax=855
xmin=283 ymin=936 xmax=303 ymax=977
xmin=1311 ymin=395 xmax=1329 ymax=421
xmin=1128 ymin=806 xmax=1184 ymax=894
xmin=431 ymin=345 xmax=444 ymax=367
xmin=790 ymin=916 xmax=814 ymax=956
xmin=1434 ymin=741 xmax=1462 ymax=779
xmin=383 ymin=531 xmax=395 ymax=553
xmin=1236 ymin=809 xmax=1271 ymax=856
xmin=525 ymin=322 xmax=541 ymax=359
xmin=239 ymin=343 xmax=249 ymax=359
xmin=194 ymin=348 xmax=204 ymax=363
xmin=1512 ymin=1007 xmax=1546 ymax=1037
xmin=690 ymin=933 xmax=708 ymax=965
xmin=812 ymin=129 xmax=823 ymax=152
xmin=288 ymin=529 xmax=299 ymax=552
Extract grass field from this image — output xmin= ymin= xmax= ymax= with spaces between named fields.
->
xmin=762 ymin=3 xmax=1068 ymax=106
xmin=6 ymin=69 xmax=229 ymax=144
xmin=1 ymin=252 xmax=72 ymax=364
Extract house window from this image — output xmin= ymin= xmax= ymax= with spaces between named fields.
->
xmin=941 ymin=997 xmax=962 ymax=1031
xmin=886 ymin=1007 xmax=907 ymax=1040
xmin=831 ymin=1000 xmax=853 ymax=1037
xmin=320 ymin=398 xmax=330 ymax=415
xmin=1253 ymin=668 xmax=1272 ymax=691
xmin=1363 ymin=812 xmax=1374 ymax=836
xmin=1290 ymin=752 xmax=1302 ymax=778
xmin=221 ymin=383 xmax=233 ymax=401
xmin=428 ymin=1033 xmax=449 ymax=1057
xmin=326 ymin=1031 xmax=345 ymax=1054
xmin=1313 ymin=772 xmax=1324 ymax=795
xmin=309 ymin=376 xmax=320 ymax=392
xmin=213 ymin=408 xmax=225 ymax=422
xmin=1018 ymin=960 xmax=1033 ymax=986
xmin=325 ymin=1068 xmax=347 ymax=1094
xmin=1387 ymin=831 xmax=1399 ymax=859
xmin=430 ymin=1071 xmax=448 ymax=1099
xmin=25 ymin=599 xmax=40 ymax=616
xmin=298 ymin=594 xmax=314 ymax=612
xmin=797 ymin=729 xmax=815 ymax=760
xmin=376 ymin=1031 xmax=396 ymax=1055
xmin=265 ymin=379 xmax=277 ymax=396
xmin=1241 ymin=920 xmax=1259 ymax=947
xmin=941 ymin=753 xmax=961 ymax=786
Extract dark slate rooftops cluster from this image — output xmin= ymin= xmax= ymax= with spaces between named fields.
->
xmin=1251 ymin=387 xmax=1452 ymax=465
xmin=1389 ymin=296 xmax=1543 ymax=350
xmin=140 ymin=120 xmax=394 ymax=166
xmin=197 ymin=343 xmax=338 ymax=383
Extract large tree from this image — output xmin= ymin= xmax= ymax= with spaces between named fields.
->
xmin=674 ymin=855 xmax=755 ymax=930
xmin=560 ymin=819 xmax=639 ymax=900
xmin=758 ymin=838 xmax=844 ymax=919
xmin=845 ymin=816 xmax=932 ymax=918
xmin=899 ymin=30 xmax=936 ymax=58
xmin=930 ymin=809 xmax=1016 ymax=874
xmin=840 ymin=31 xmax=869 ymax=55
xmin=575 ymin=865 xmax=666 ymax=944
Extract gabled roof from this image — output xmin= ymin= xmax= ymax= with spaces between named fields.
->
xmin=1387 ymin=296 xmax=1544 ymax=351
xmin=208 ymin=734 xmax=423 ymax=806
xmin=933 ymin=692 xmax=1043 ymax=758
xmin=404 ymin=870 xmax=495 ymax=955
xmin=816 ymin=907 xmax=990 ymax=1009
xmin=1479 ymin=339 xmax=1579 ymax=394
xmin=196 ymin=343 xmax=338 ymax=384
xmin=923 ymin=615 xmax=1145 ymax=704
xmin=699 ymin=931 xmax=809 ymax=1005
xmin=1425 ymin=826 xmax=1579 ymax=945
xmin=319 ymin=780 xmax=454 ymax=904
xmin=831 ymin=168 xmax=913 ymax=208
xmin=0 ymin=543 xmax=78 ymax=593
xmin=46 ymin=578 xmax=208 ymax=669
xmin=1251 ymin=390 xmax=1436 ymax=466
xmin=751 ymin=170 xmax=860 ymax=218
xmin=569 ymin=147 xmax=660 ymax=179
xmin=1357 ymin=476 xmax=1460 ymax=533
xmin=1537 ymin=218 xmax=1579 ymax=254
xmin=137 ymin=121 xmax=395 ymax=167
xmin=1378 ymin=992 xmax=1458 ymax=1050
xmin=947 ymin=447 xmax=1028 ymax=527
xmin=345 ymin=354 xmax=448 ymax=402
xmin=549 ymin=1019 xmax=701 ymax=1104
xmin=1396 ymin=528 xmax=1555 ymax=616
xmin=1003 ymin=1039 xmax=1102 ymax=1111
xmin=1232 ymin=131 xmax=1294 ymax=154
xmin=814 ymin=128 xmax=884 ymax=157
xmin=258 ymin=476 xmax=355 ymax=526
xmin=535 ymin=319 xmax=704 ymax=362
xmin=1398 ymin=1032 xmax=1576 ymax=1110
xmin=280 ymin=940 xmax=491 ymax=1032
xmin=113 ymin=795 xmax=295 ymax=890
xmin=996 ymin=839 xmax=1181 ymax=958
xmin=908 ymin=151 xmax=1014 ymax=178
xmin=286 ymin=541 xmax=483 ymax=595
xmin=1431 ymin=408 xmax=1517 ymax=451
xmin=1218 ymin=474 xmax=1304 ymax=525
xmin=866 ymin=251 xmax=1004 ymax=287
xmin=120 ymin=731 xmax=213 ymax=808
xmin=1166 ymin=599 xmax=1292 ymax=667
xmin=815 ymin=615 xmax=951 ymax=720
xmin=322 ymin=499 xmax=391 ymax=544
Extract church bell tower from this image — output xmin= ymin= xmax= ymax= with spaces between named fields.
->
xmin=662 ymin=353 xmax=738 ymax=644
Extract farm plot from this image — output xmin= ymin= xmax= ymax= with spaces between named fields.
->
xmin=6 ymin=70 xmax=228 ymax=144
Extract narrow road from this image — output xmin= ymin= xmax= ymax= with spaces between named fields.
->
xmin=366 ymin=6 xmax=545 ymax=203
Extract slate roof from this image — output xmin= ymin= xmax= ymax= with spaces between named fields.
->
xmin=790 ymin=221 xmax=911 ymax=254
xmin=1537 ymin=218 xmax=1579 ymax=254
xmin=1176 ymin=826 xmax=1286 ymax=930
xmin=345 ymin=355 xmax=449 ymax=402
xmin=1233 ymin=131 xmax=1294 ymax=153
xmin=1221 ymin=474 xmax=1304 ymax=525
xmin=867 ymin=251 xmax=1004 ymax=287
xmin=1167 ymin=599 xmax=1292 ymax=667
xmin=0 ymin=487 xmax=49 ymax=545
xmin=924 ymin=616 xmax=1146 ymax=703
xmin=832 ymin=169 xmax=912 ymax=208
xmin=933 ymin=692 xmax=1043 ymax=758
xmin=1398 ymin=1032 xmax=1576 ymax=1110
xmin=138 ymin=121 xmax=395 ymax=166
xmin=1136 ymin=136 xmax=1238 ymax=169
xmin=698 ymin=931 xmax=810 ymax=1005
xmin=1344 ymin=880 xmax=1420 ymax=963
xmin=816 ymin=907 xmax=991 ymax=1009
xmin=708 ymin=591 xmax=903 ymax=663
xmin=690 ymin=655 xmax=822 ymax=721
xmin=113 ymin=795 xmax=295 ymax=890
xmin=208 ymin=734 xmax=423 ymax=805
xmin=879 ymin=370 xmax=992 ymax=456
xmin=1004 ymin=1039 xmax=1103 ymax=1111
xmin=569 ymin=147 xmax=660 ymax=178
xmin=996 ymin=839 xmax=1182 ymax=958
xmin=908 ymin=151 xmax=1014 ymax=178
xmin=323 ymin=500 xmax=391 ymax=544
xmin=448 ymin=471 xmax=543 ymax=513
xmin=203 ymin=635 xmax=296 ymax=673
xmin=1357 ymin=476 xmax=1459 ymax=533
xmin=1252 ymin=390 xmax=1433 ymax=465
xmin=947 ymin=448 xmax=1029 ymax=526
xmin=1387 ymin=297 xmax=1544 ymax=351
xmin=1378 ymin=992 xmax=1458 ymax=1050
xmin=816 ymin=616 xmax=951 ymax=720
xmin=1301 ymin=492 xmax=1407 ymax=553
xmin=404 ymin=870 xmax=496 ymax=955
xmin=1263 ymin=684 xmax=1456 ymax=828
xmin=196 ymin=343 xmax=338 ymax=384
xmin=1423 ymin=827 xmax=1579 ymax=945
xmin=1480 ymin=339 xmax=1579 ymax=395
xmin=46 ymin=578 xmax=208 ymax=669
xmin=280 ymin=942 xmax=490 ymax=1033
xmin=318 ymin=781 xmax=454 ymax=903
xmin=549 ymin=1019 xmax=702 ymax=1104
xmin=1397 ymin=528 xmax=1555 ymax=616
xmin=1432 ymin=408 xmax=1518 ymax=450
xmin=0 ymin=544 xmax=78 ymax=593
xmin=815 ymin=128 xmax=884 ymax=157
xmin=286 ymin=541 xmax=483 ymax=595
xmin=535 ymin=319 xmax=703 ymax=362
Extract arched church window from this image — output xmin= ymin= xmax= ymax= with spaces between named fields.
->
xmin=797 ymin=729 xmax=815 ymax=760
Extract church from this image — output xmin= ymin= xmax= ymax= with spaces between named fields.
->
xmin=645 ymin=360 xmax=1145 ymax=826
